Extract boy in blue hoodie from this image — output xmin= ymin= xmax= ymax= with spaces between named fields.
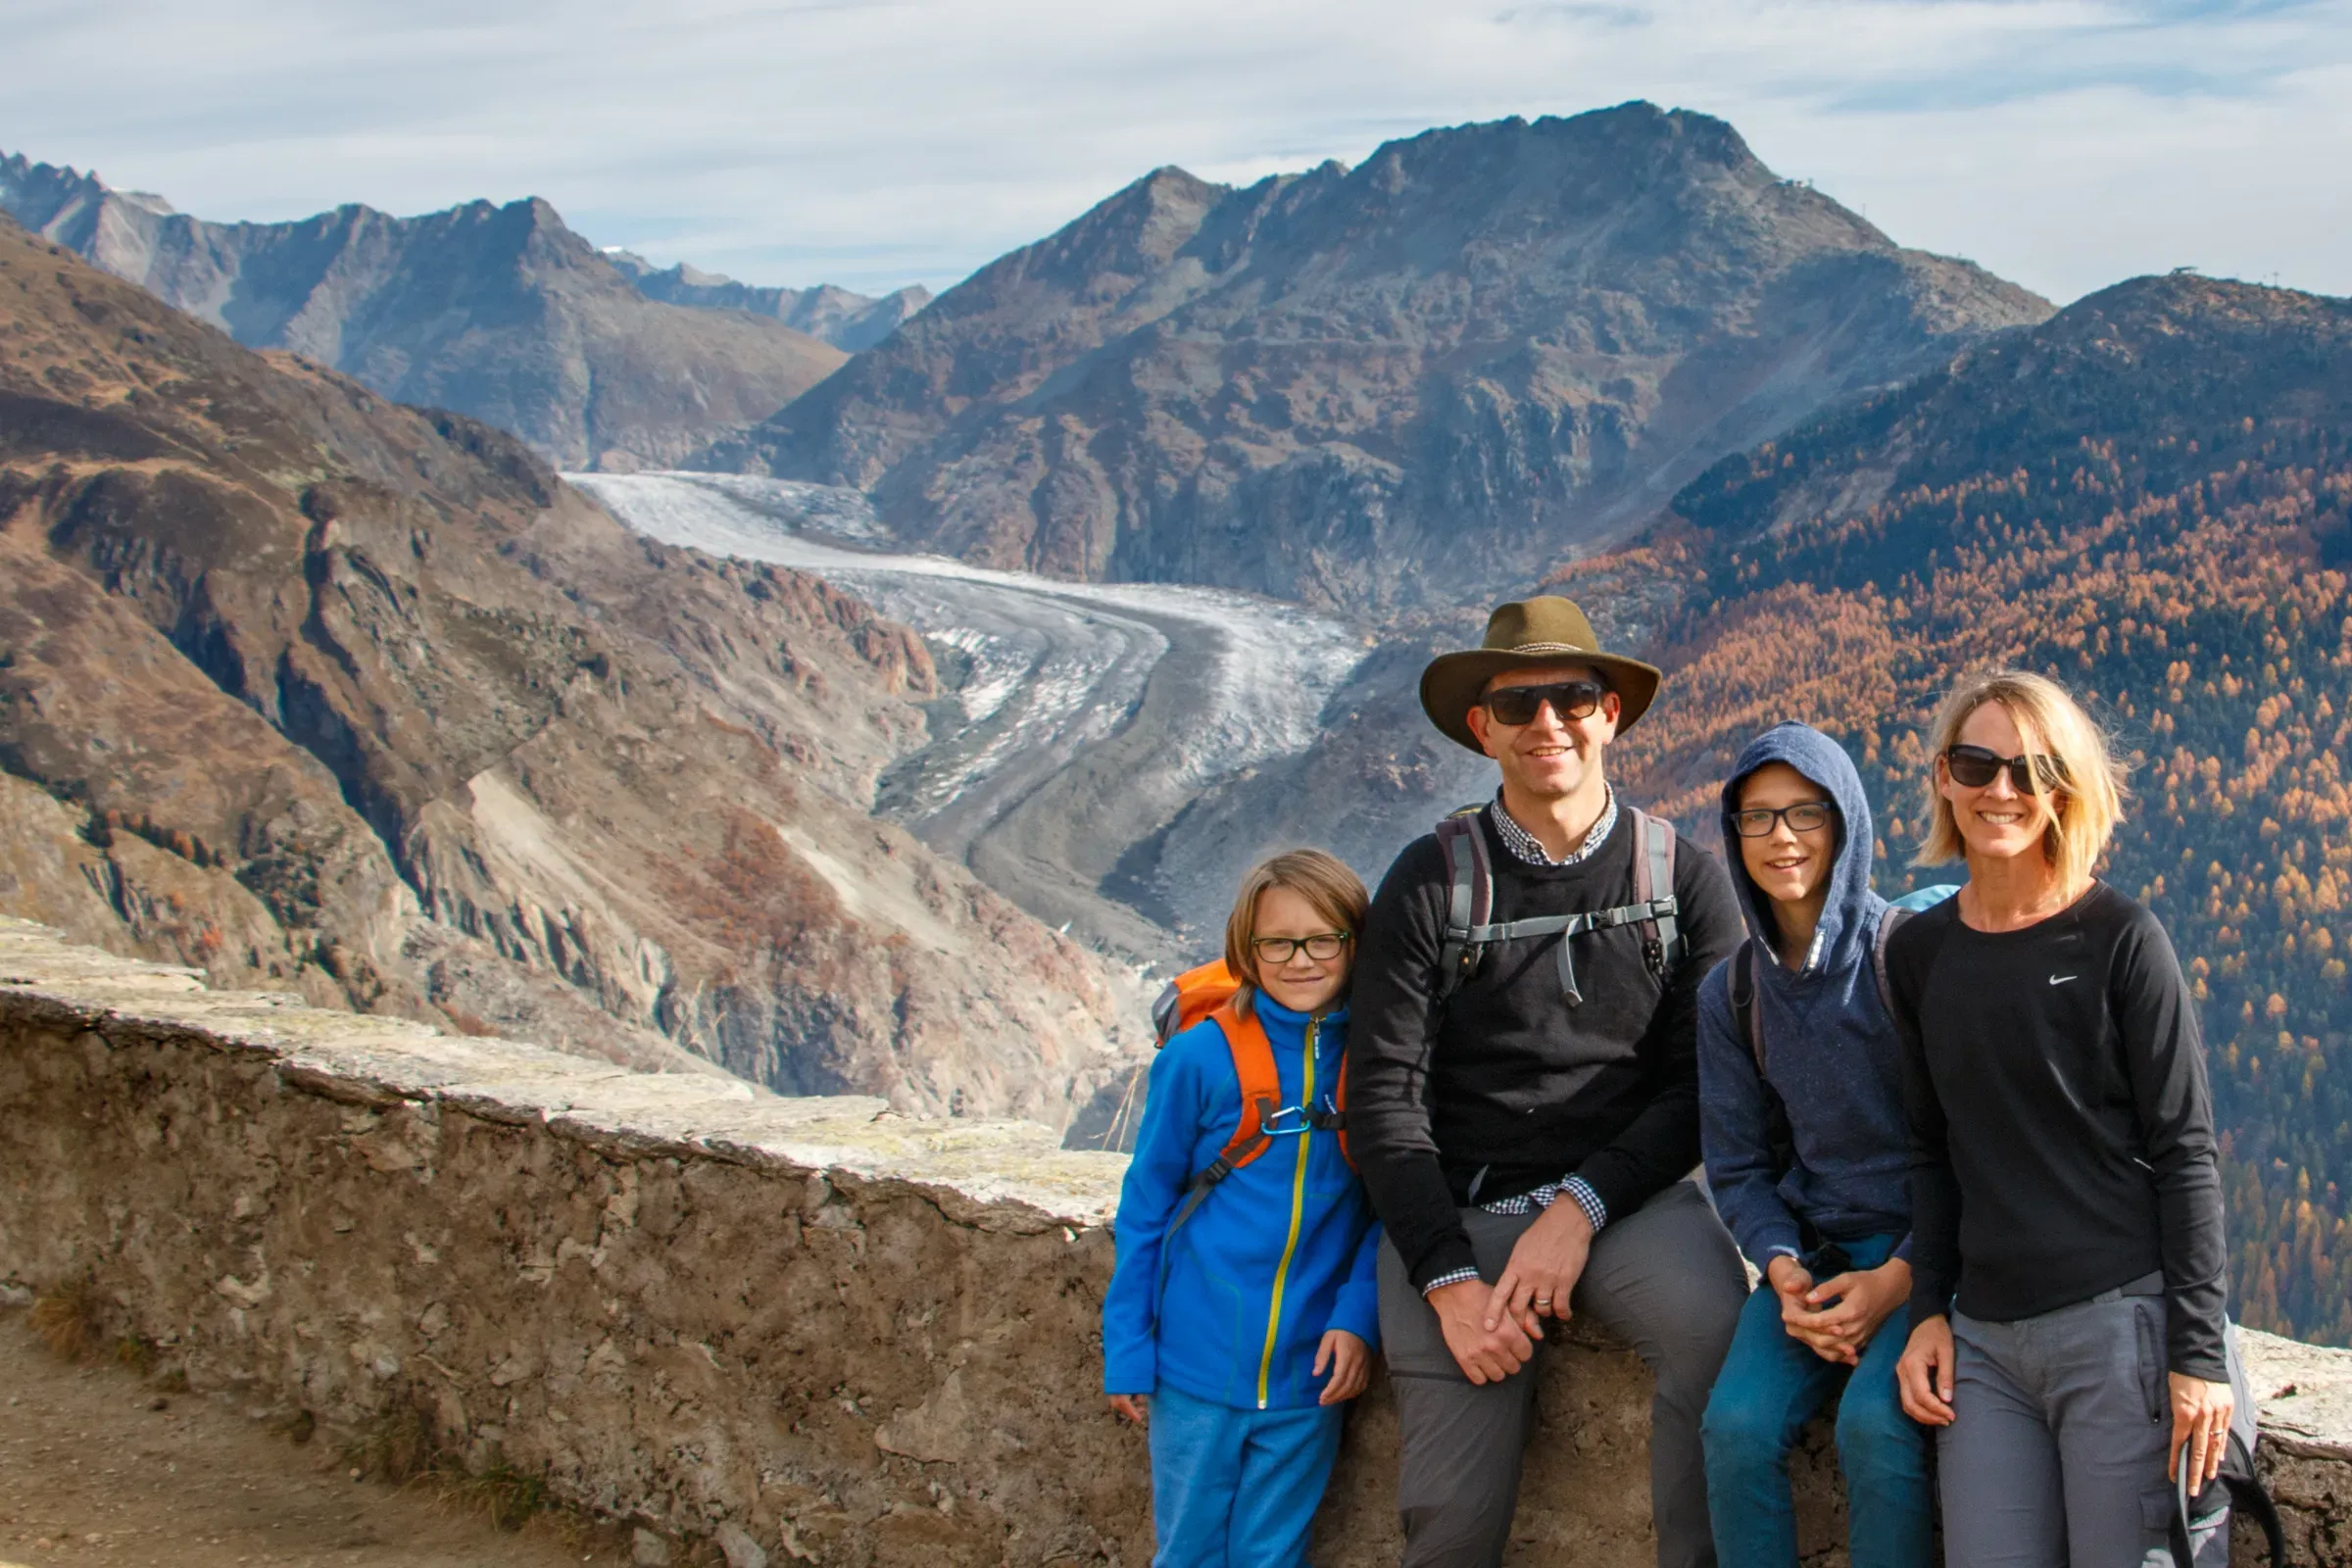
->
xmin=1696 ymin=723 xmax=1937 ymax=1568
xmin=1103 ymin=849 xmax=1384 ymax=1568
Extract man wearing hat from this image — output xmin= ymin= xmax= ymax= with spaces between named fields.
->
xmin=1348 ymin=597 xmax=1749 ymax=1568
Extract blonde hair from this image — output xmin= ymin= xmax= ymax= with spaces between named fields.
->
xmin=1224 ymin=850 xmax=1370 ymax=990
xmin=1915 ymin=669 xmax=2126 ymax=889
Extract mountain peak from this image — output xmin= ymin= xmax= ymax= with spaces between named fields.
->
xmin=716 ymin=105 xmax=2049 ymax=604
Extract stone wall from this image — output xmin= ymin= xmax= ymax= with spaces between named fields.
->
xmin=2 ymin=915 xmax=2347 ymax=1566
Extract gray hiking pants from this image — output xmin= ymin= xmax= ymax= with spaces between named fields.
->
xmin=1942 ymin=1280 xmax=2230 ymax=1568
xmin=1376 ymin=1179 xmax=1747 ymax=1568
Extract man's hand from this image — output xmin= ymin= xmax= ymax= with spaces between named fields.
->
xmin=1486 ymin=1198 xmax=1594 ymax=1337
xmin=1107 ymin=1394 xmax=1149 ymax=1426
xmin=1895 ymin=1315 xmax=1956 ymax=1427
xmin=1315 ymin=1330 xmax=1372 ymax=1405
xmin=2170 ymin=1372 xmax=2234 ymax=1489
xmin=1430 ymin=1280 xmax=1536 ymax=1385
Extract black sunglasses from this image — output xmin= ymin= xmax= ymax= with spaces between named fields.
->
xmin=1944 ymin=744 xmax=2070 ymax=793
xmin=1481 ymin=680 xmax=1605 ymax=727
xmin=1730 ymin=801 xmax=1838 ymax=838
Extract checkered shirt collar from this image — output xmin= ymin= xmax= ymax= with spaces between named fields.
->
xmin=1490 ymin=784 xmax=1617 ymax=868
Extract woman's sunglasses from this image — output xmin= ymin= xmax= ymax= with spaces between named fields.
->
xmin=1481 ymin=679 xmax=1605 ymax=727
xmin=1944 ymin=744 xmax=2070 ymax=793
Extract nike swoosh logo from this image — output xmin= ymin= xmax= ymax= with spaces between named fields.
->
xmin=2049 ymin=974 xmax=2077 ymax=986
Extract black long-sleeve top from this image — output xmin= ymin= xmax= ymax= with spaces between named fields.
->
xmin=1886 ymin=883 xmax=2230 ymax=1379
xmin=1347 ymin=806 xmax=1744 ymax=1289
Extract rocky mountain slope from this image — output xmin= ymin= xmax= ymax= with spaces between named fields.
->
xmin=0 ymin=154 xmax=848 ymax=471
xmin=606 ymin=251 xmax=930 ymax=352
xmin=1544 ymin=273 xmax=2352 ymax=1341
xmin=704 ymin=103 xmax=2052 ymax=611
xmin=0 ymin=215 xmax=1144 ymax=1124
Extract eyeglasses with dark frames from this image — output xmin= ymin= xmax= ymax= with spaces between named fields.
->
xmin=1250 ymin=931 xmax=1351 ymax=964
xmin=1481 ymin=680 xmax=1605 ymax=727
xmin=1944 ymin=744 xmax=2070 ymax=794
xmin=1729 ymin=801 xmax=1838 ymax=838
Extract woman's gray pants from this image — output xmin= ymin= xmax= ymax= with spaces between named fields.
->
xmin=1375 ymin=1180 xmax=1747 ymax=1568
xmin=1943 ymin=1280 xmax=2233 ymax=1568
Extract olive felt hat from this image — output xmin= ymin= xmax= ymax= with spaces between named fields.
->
xmin=1418 ymin=596 xmax=1663 ymax=754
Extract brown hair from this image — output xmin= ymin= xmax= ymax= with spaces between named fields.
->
xmin=1223 ymin=850 xmax=1370 ymax=990
xmin=1914 ymin=669 xmax=2127 ymax=890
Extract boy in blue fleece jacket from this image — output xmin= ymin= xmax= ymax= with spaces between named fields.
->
xmin=1103 ymin=849 xmax=1384 ymax=1568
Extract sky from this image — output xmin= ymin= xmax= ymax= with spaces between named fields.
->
xmin=5 ymin=0 xmax=2350 ymax=304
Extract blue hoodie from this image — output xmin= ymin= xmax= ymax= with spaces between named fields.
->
xmin=1102 ymin=994 xmax=1383 ymax=1410
xmin=1697 ymin=722 xmax=1911 ymax=1264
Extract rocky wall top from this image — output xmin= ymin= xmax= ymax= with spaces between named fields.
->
xmin=0 ymin=915 xmax=1127 ymax=1230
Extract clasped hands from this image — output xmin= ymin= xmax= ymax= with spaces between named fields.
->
xmin=1429 ymin=1198 xmax=1594 ymax=1385
xmin=1767 ymin=1252 xmax=1909 ymax=1366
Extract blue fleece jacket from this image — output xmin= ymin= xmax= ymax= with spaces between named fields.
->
xmin=1697 ymin=723 xmax=1912 ymax=1264
xmin=1102 ymin=995 xmax=1383 ymax=1409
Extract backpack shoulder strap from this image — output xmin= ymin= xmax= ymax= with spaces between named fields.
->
xmin=1871 ymin=906 xmax=1913 ymax=1025
xmin=1161 ymin=998 xmax=1285 ymax=1239
xmin=1628 ymin=808 xmax=1683 ymax=982
xmin=1333 ymin=1052 xmax=1354 ymax=1171
xmin=1433 ymin=807 xmax=1494 ymax=1004
xmin=1730 ymin=942 xmax=1764 ymax=1073
xmin=1210 ymin=999 xmax=1282 ymax=1174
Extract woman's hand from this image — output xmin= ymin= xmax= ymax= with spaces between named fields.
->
xmin=1108 ymin=1394 xmax=1149 ymax=1426
xmin=1895 ymin=1315 xmax=1957 ymax=1426
xmin=2170 ymin=1372 xmax=2234 ymax=1489
xmin=1316 ymin=1330 xmax=1372 ymax=1405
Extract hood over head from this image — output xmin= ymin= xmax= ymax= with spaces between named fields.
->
xmin=1716 ymin=721 xmax=1886 ymax=979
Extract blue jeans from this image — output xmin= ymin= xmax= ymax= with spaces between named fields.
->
xmin=1700 ymin=1234 xmax=1933 ymax=1568
xmin=1148 ymin=1383 xmax=1346 ymax=1568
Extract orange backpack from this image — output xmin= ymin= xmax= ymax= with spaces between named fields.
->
xmin=1151 ymin=959 xmax=1352 ymax=1235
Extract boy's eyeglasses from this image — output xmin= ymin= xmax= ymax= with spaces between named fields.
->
xmin=1480 ymin=680 xmax=1604 ymax=727
xmin=1250 ymin=932 xmax=1350 ymax=964
xmin=1944 ymin=744 xmax=2070 ymax=793
xmin=1730 ymin=801 xmax=1838 ymax=838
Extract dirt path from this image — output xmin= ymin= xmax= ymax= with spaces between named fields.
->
xmin=0 ymin=1311 xmax=631 ymax=1568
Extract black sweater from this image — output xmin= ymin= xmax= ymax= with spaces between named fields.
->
xmin=1348 ymin=806 xmax=1744 ymax=1289
xmin=1887 ymin=884 xmax=2230 ymax=1379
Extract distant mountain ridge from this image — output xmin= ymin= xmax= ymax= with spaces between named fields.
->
xmin=604 ymin=250 xmax=930 ymax=352
xmin=0 ymin=153 xmax=854 ymax=470
xmin=703 ymin=102 xmax=2054 ymax=611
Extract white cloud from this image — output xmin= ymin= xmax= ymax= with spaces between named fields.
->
xmin=8 ymin=0 xmax=2349 ymax=301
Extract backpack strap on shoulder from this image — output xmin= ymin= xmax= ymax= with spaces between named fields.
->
xmin=1433 ymin=806 xmax=1494 ymax=1004
xmin=1161 ymin=997 xmax=1283 ymax=1238
xmin=1730 ymin=942 xmax=1764 ymax=1071
xmin=1871 ymin=906 xmax=1913 ymax=1025
xmin=1629 ymin=808 xmax=1682 ymax=983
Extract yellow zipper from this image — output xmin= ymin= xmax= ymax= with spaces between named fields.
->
xmin=1257 ymin=1015 xmax=1315 ymax=1409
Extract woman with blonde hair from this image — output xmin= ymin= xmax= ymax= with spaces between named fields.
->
xmin=1886 ymin=670 xmax=2238 ymax=1565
